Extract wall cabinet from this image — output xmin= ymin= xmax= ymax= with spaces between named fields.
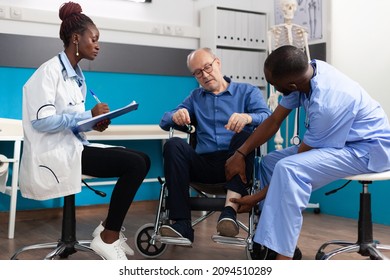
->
xmin=200 ymin=6 xmax=268 ymax=89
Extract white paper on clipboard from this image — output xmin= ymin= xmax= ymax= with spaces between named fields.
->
xmin=76 ymin=101 xmax=138 ymax=132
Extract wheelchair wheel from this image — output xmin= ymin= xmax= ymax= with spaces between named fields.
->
xmin=135 ymin=223 xmax=167 ymax=258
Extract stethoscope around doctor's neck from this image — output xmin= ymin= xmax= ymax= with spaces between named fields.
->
xmin=58 ymin=54 xmax=68 ymax=82
xmin=58 ymin=54 xmax=85 ymax=106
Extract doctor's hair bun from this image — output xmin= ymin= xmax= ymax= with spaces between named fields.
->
xmin=59 ymin=2 xmax=94 ymax=47
xmin=59 ymin=2 xmax=83 ymax=22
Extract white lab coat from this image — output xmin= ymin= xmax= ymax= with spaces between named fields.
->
xmin=19 ymin=55 xmax=85 ymax=200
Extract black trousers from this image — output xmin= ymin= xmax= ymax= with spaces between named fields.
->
xmin=82 ymin=145 xmax=150 ymax=231
xmin=163 ymin=131 xmax=254 ymax=221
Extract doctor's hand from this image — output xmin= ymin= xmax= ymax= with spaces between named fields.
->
xmin=172 ymin=108 xmax=191 ymax=126
xmin=225 ymin=151 xmax=247 ymax=184
xmin=91 ymin=103 xmax=110 ymax=117
xmin=93 ymin=119 xmax=110 ymax=132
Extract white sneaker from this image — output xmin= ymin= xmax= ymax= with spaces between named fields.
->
xmin=90 ymin=233 xmax=127 ymax=260
xmin=92 ymin=221 xmax=134 ymax=256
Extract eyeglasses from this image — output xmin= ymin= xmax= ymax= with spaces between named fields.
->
xmin=192 ymin=58 xmax=216 ymax=78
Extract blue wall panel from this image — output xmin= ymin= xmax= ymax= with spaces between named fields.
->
xmin=0 ymin=66 xmax=198 ymax=211
xmin=0 ymin=67 xmax=196 ymax=123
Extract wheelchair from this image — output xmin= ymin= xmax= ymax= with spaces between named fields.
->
xmin=134 ymin=125 xmax=267 ymax=259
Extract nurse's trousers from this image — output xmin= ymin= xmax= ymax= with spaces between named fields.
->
xmin=254 ymin=145 xmax=372 ymax=257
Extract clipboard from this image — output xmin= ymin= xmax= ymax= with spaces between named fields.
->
xmin=76 ymin=101 xmax=138 ymax=132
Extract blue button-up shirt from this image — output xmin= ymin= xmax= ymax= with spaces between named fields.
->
xmin=160 ymin=77 xmax=271 ymax=154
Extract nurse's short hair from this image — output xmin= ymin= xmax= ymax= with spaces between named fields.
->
xmin=264 ymin=45 xmax=308 ymax=80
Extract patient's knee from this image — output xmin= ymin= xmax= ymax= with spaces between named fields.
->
xmin=163 ymin=137 xmax=189 ymax=154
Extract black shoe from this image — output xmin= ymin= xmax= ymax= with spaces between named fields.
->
xmin=217 ymin=206 xmax=239 ymax=237
xmin=292 ymin=247 xmax=302 ymax=260
xmin=249 ymin=242 xmax=277 ymax=260
xmin=160 ymin=220 xmax=194 ymax=243
xmin=249 ymin=242 xmax=303 ymax=260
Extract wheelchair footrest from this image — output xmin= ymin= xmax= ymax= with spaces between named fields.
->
xmin=156 ymin=235 xmax=193 ymax=247
xmin=211 ymin=235 xmax=247 ymax=247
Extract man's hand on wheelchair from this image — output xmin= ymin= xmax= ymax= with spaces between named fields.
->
xmin=172 ymin=108 xmax=191 ymax=126
xmin=230 ymin=195 xmax=258 ymax=213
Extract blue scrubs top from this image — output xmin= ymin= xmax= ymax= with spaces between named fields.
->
xmin=280 ymin=60 xmax=390 ymax=172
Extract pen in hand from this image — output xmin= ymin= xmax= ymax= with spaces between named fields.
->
xmin=89 ymin=90 xmax=110 ymax=130
xmin=90 ymin=90 xmax=109 ymax=117
xmin=90 ymin=89 xmax=101 ymax=104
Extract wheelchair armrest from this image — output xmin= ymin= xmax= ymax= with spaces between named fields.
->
xmin=169 ymin=124 xmax=195 ymax=134
xmin=169 ymin=125 xmax=196 ymax=145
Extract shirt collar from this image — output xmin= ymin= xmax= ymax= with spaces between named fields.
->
xmin=201 ymin=76 xmax=233 ymax=96
xmin=59 ymin=51 xmax=85 ymax=83
xmin=310 ymin=60 xmax=317 ymax=78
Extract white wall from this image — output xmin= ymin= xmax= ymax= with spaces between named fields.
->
xmin=3 ymin=0 xmax=388 ymax=115
xmin=328 ymin=0 xmax=390 ymax=117
xmin=0 ymin=0 xmax=273 ymax=24
xmin=0 ymin=0 xmax=274 ymax=49
xmin=6 ymin=0 xmax=388 ymax=113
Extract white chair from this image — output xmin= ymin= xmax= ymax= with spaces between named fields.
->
xmin=316 ymin=170 xmax=390 ymax=260
xmin=0 ymin=118 xmax=23 ymax=239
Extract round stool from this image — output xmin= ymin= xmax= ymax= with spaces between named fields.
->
xmin=316 ymin=170 xmax=390 ymax=260
xmin=11 ymin=175 xmax=106 ymax=260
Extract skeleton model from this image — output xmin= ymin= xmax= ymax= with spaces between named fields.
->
xmin=308 ymin=0 xmax=318 ymax=39
xmin=267 ymin=0 xmax=310 ymax=150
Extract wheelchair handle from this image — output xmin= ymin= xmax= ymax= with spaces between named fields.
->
xmin=185 ymin=124 xmax=196 ymax=134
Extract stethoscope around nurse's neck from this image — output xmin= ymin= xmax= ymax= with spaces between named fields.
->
xmin=290 ymin=106 xmax=302 ymax=145
xmin=291 ymin=63 xmax=315 ymax=145
xmin=290 ymin=92 xmax=310 ymax=146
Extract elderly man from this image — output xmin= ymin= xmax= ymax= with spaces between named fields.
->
xmin=159 ymin=47 xmax=271 ymax=243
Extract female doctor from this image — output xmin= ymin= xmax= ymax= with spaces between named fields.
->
xmin=19 ymin=1 xmax=150 ymax=260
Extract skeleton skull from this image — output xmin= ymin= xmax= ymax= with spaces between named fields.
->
xmin=281 ymin=0 xmax=298 ymax=20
